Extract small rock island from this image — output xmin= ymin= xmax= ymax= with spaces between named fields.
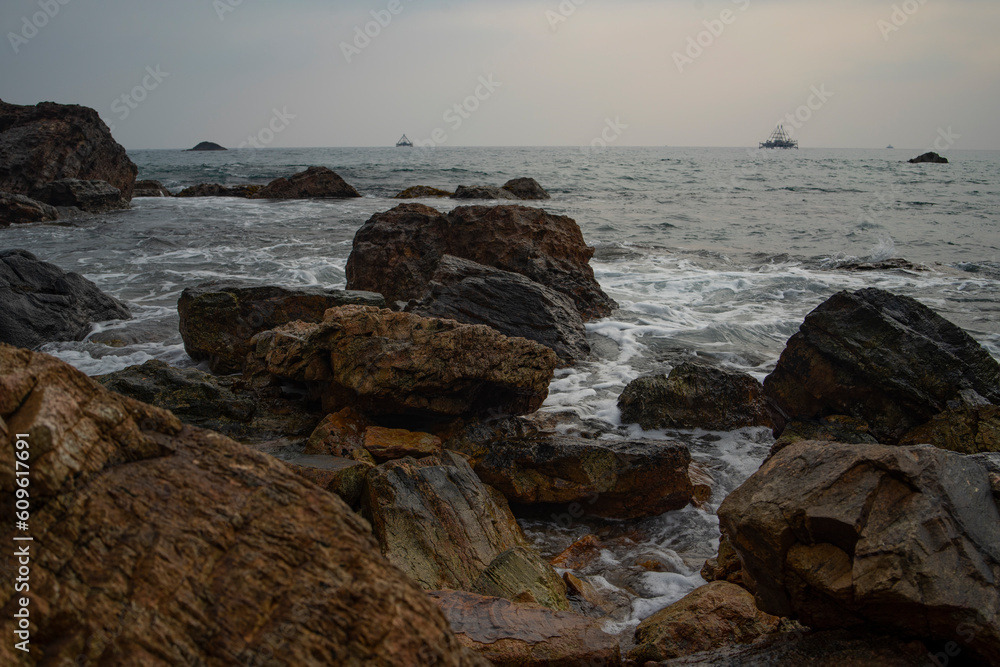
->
xmin=188 ymin=141 xmax=227 ymax=151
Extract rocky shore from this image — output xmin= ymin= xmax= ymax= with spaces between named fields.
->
xmin=2 ymin=100 xmax=999 ymax=666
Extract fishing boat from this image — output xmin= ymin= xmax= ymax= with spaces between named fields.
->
xmin=759 ymin=125 xmax=798 ymax=149
xmin=886 ymin=144 xmax=895 ymax=149
xmin=395 ymin=134 xmax=413 ymax=147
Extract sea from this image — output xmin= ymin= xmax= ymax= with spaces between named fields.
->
xmin=6 ymin=146 xmax=999 ymax=639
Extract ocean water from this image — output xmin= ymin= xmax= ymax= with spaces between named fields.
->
xmin=5 ymin=146 xmax=999 ymax=635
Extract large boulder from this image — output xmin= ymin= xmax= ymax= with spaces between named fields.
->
xmin=619 ymin=362 xmax=772 ymax=431
xmin=898 ymin=405 xmax=1000 ymax=454
xmin=177 ymin=281 xmax=384 ymax=373
xmin=0 ymin=99 xmax=137 ymax=202
xmin=345 ymin=203 xmax=616 ymax=320
xmin=406 ymin=255 xmax=590 ymax=364
xmin=0 ymin=191 xmax=58 ymax=225
xmin=253 ymin=166 xmax=361 ymax=199
xmin=246 ymin=305 xmax=558 ymax=420
xmin=431 ymin=590 xmax=621 ymax=666
xmin=502 ymin=177 xmax=551 ymax=200
xmin=0 ymin=249 xmax=131 ymax=349
xmin=763 ymin=288 xmax=1000 ymax=444
xmin=363 ymin=451 xmax=569 ymax=609
xmin=133 ymin=179 xmax=172 ymax=197
xmin=718 ymin=440 xmax=1000 ymax=665
xmin=0 ymin=344 xmax=485 ymax=666
xmin=452 ymin=185 xmax=519 ymax=200
xmin=33 ymin=178 xmax=128 ymax=213
xmin=473 ymin=435 xmax=694 ymax=520
xmin=628 ymin=581 xmax=780 ymax=662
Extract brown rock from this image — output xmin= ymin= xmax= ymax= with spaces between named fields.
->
xmin=629 ymin=581 xmax=780 ymax=662
xmin=253 ymin=166 xmax=361 ymax=199
xmin=0 ymin=344 xmax=486 ymax=667
xmin=34 ymin=178 xmax=127 ymax=213
xmin=364 ymin=425 xmax=442 ymax=461
xmin=394 ymin=185 xmax=454 ymax=198
xmin=0 ymin=191 xmax=58 ymax=225
xmin=281 ymin=453 xmax=372 ymax=508
xmin=345 ymin=203 xmax=616 ymax=320
xmin=176 ymin=183 xmax=232 ymax=197
xmin=768 ymin=414 xmax=877 ymax=460
xmin=898 ymin=404 xmax=1000 ymax=453
xmin=430 ymin=590 xmax=621 ymax=667
xmin=550 ymin=534 xmax=603 ymax=570
xmin=701 ymin=532 xmax=751 ymax=591
xmin=473 ymin=546 xmax=570 ymax=612
xmin=502 ymin=177 xmax=551 ymax=200
xmin=303 ymin=406 xmax=372 ymax=460
xmin=452 ymin=185 xmax=519 ymax=200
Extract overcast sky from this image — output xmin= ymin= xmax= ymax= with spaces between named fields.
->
xmin=3 ymin=0 xmax=999 ymax=150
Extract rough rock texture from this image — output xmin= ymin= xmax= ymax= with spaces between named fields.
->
xmin=909 ymin=151 xmax=948 ymax=164
xmin=406 ymin=255 xmax=590 ymax=364
xmin=502 ymin=177 xmax=551 ymax=200
xmin=0 ymin=191 xmax=58 ymax=225
xmin=178 ymin=281 xmax=384 ymax=373
xmin=189 ymin=141 xmax=226 ymax=151
xmin=0 ymin=99 xmax=137 ymax=201
xmin=472 ymin=546 xmax=570 ymax=612
xmin=618 ymin=362 xmax=772 ymax=431
xmin=246 ymin=305 xmax=558 ymax=419
xmin=364 ymin=426 xmax=442 ymax=461
xmin=701 ymin=532 xmax=752 ymax=590
xmin=655 ymin=629 xmax=930 ymax=667
xmin=452 ymin=185 xmax=519 ymax=200
xmin=0 ymin=344 xmax=486 ymax=667
xmin=0 ymin=249 xmax=131 ymax=349
xmin=394 ymin=185 xmax=454 ymax=198
xmin=763 ymin=288 xmax=1000 ymax=444
xmin=302 ymin=407 xmax=373 ymax=461
xmin=718 ymin=440 xmax=1000 ymax=665
xmin=898 ymin=405 xmax=1000 ymax=454
xmin=253 ymin=166 xmax=361 ymax=199
xmin=474 ymin=435 xmax=694 ymax=519
xmin=176 ymin=183 xmax=233 ymax=197
xmin=345 ymin=203 xmax=616 ymax=320
xmin=629 ymin=582 xmax=780 ymax=662
xmin=281 ymin=453 xmax=371 ymax=508
xmin=33 ymin=178 xmax=127 ymax=213
xmin=433 ymin=415 xmax=539 ymax=466
xmin=132 ymin=179 xmax=172 ymax=197
xmin=363 ymin=451 xmax=569 ymax=609
xmin=768 ymin=415 xmax=878 ymax=460
xmin=431 ymin=590 xmax=621 ymax=667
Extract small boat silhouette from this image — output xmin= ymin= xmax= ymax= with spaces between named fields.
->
xmin=759 ymin=125 xmax=798 ymax=149
xmin=396 ymin=134 xmax=413 ymax=147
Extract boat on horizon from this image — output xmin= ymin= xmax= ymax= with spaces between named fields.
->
xmin=396 ymin=134 xmax=413 ymax=147
xmin=759 ymin=125 xmax=798 ymax=149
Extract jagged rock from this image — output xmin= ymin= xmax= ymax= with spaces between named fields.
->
xmin=452 ymin=185 xmax=519 ymax=200
xmin=430 ymin=590 xmax=621 ymax=667
xmin=132 ymin=179 xmax=172 ymax=197
xmin=363 ymin=451 xmax=569 ymax=609
xmin=474 ymin=435 xmax=693 ymax=519
xmin=718 ymin=440 xmax=1000 ymax=665
xmin=0 ymin=99 xmax=137 ymax=201
xmin=550 ymin=534 xmax=603 ymax=570
xmin=253 ymin=166 xmax=361 ymax=199
xmin=345 ymin=204 xmax=616 ymax=320
xmin=364 ymin=426 xmax=442 ymax=461
xmin=701 ymin=532 xmax=752 ymax=590
xmin=33 ymin=178 xmax=128 ymax=213
xmin=763 ymin=288 xmax=1000 ymax=444
xmin=394 ymin=185 xmax=454 ymax=198
xmin=302 ymin=407 xmax=373 ymax=462
xmin=629 ymin=581 xmax=780 ymax=662
xmin=768 ymin=415 xmax=878 ymax=460
xmin=0 ymin=249 xmax=131 ymax=349
xmin=228 ymin=184 xmax=262 ymax=198
xmin=406 ymin=255 xmax=590 ymax=364
xmin=618 ymin=362 xmax=772 ymax=431
xmin=189 ymin=141 xmax=226 ymax=151
xmin=0 ymin=191 xmax=58 ymax=225
xmin=909 ymin=151 xmax=948 ymax=164
xmin=176 ymin=183 xmax=233 ymax=197
xmin=502 ymin=177 xmax=550 ymax=200
xmin=0 ymin=344 xmax=486 ymax=667
xmin=281 ymin=454 xmax=371 ymax=508
xmin=178 ymin=281 xmax=384 ymax=373
xmin=898 ymin=405 xmax=1000 ymax=453
xmin=433 ymin=415 xmax=539 ymax=466
xmin=246 ymin=305 xmax=558 ymax=420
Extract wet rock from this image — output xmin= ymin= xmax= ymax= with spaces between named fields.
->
xmin=246 ymin=305 xmax=558 ymax=420
xmin=629 ymin=581 xmax=780 ymax=662
xmin=474 ymin=435 xmax=693 ymax=520
xmin=394 ymin=185 xmax=454 ymax=198
xmin=898 ymin=404 xmax=1000 ymax=454
xmin=406 ymin=255 xmax=590 ymax=364
xmin=433 ymin=415 xmax=539 ymax=466
xmin=33 ymin=178 xmax=128 ymax=213
xmin=363 ymin=451 xmax=569 ymax=609
xmin=763 ymin=288 xmax=1000 ymax=444
xmin=188 ymin=141 xmax=226 ymax=151
xmin=473 ymin=546 xmax=570 ymax=612
xmin=302 ymin=406 xmax=373 ymax=461
xmin=909 ymin=151 xmax=948 ymax=164
xmin=345 ymin=203 xmax=616 ymax=320
xmin=0 ymin=344 xmax=486 ymax=667
xmin=618 ymin=362 xmax=772 ymax=431
xmin=132 ymin=179 xmax=172 ymax=197
xmin=0 ymin=249 xmax=131 ymax=349
xmin=176 ymin=183 xmax=233 ymax=197
xmin=364 ymin=425 xmax=442 ymax=461
xmin=430 ymin=590 xmax=621 ymax=667
xmin=502 ymin=177 xmax=551 ymax=200
xmin=253 ymin=165 xmax=361 ymax=199
xmin=718 ymin=440 xmax=1000 ymax=665
xmin=0 ymin=191 xmax=58 ymax=225
xmin=178 ymin=281 xmax=384 ymax=374
xmin=452 ymin=185 xmax=519 ymax=200
xmin=768 ymin=415 xmax=877 ymax=460
xmin=0 ymin=99 xmax=137 ymax=201
xmin=281 ymin=453 xmax=371 ymax=508
xmin=701 ymin=532 xmax=752 ymax=591
xmin=228 ymin=184 xmax=262 ymax=198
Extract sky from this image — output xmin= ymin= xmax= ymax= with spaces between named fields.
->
xmin=2 ymin=0 xmax=999 ymax=150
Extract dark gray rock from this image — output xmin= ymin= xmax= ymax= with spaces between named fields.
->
xmin=176 ymin=183 xmax=232 ymax=197
xmin=188 ymin=141 xmax=226 ymax=151
xmin=133 ymin=179 xmax=172 ymax=197
xmin=0 ymin=192 xmax=58 ymax=226
xmin=32 ymin=178 xmax=127 ymax=213
xmin=452 ymin=185 xmax=519 ymax=200
xmin=252 ymin=166 xmax=361 ymax=199
xmin=0 ymin=249 xmax=131 ymax=349
xmin=909 ymin=151 xmax=948 ymax=164
xmin=502 ymin=177 xmax=550 ymax=200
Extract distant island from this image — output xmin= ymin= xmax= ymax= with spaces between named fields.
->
xmin=188 ymin=141 xmax=226 ymax=151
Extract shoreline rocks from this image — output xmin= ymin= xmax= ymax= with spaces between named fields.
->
xmin=252 ymin=165 xmax=361 ymax=199
xmin=0 ymin=192 xmax=59 ymax=226
xmin=395 ymin=185 xmax=454 ymax=198
xmin=33 ymin=178 xmax=128 ymax=214
xmin=132 ymin=179 xmax=172 ymax=197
